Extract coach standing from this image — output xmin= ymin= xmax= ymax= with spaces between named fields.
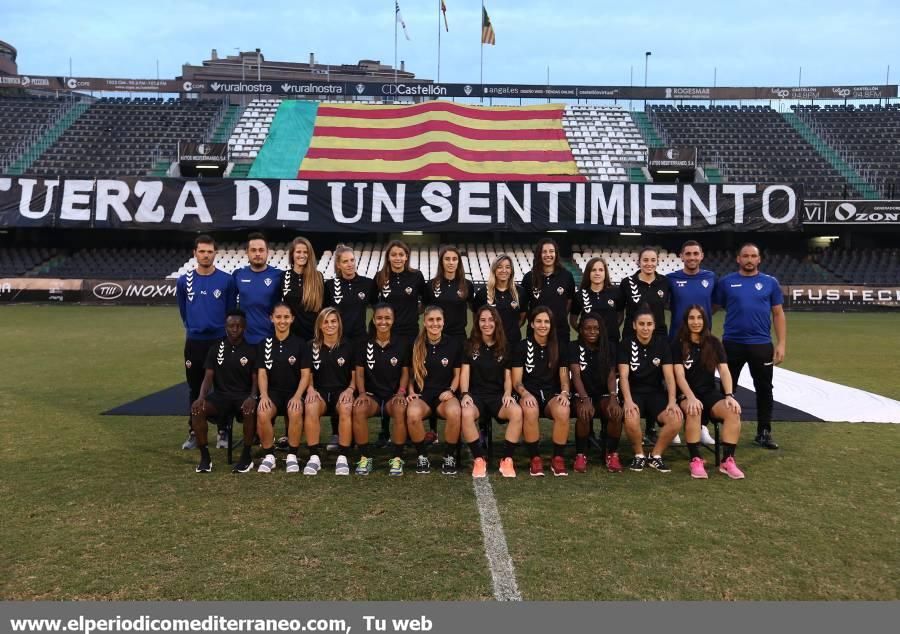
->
xmin=713 ymin=243 xmax=786 ymax=449
xmin=177 ymin=235 xmax=237 ymax=450
xmin=234 ymin=232 xmax=282 ymax=346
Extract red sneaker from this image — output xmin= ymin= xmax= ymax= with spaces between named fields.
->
xmin=573 ymin=453 xmax=588 ymax=473
xmin=423 ymin=430 xmax=438 ymax=446
xmin=605 ymin=452 xmax=623 ymax=473
xmin=551 ymin=455 xmax=569 ymax=477
xmin=529 ymin=455 xmax=545 ymax=477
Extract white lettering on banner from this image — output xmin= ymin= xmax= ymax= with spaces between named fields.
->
xmin=95 ymin=180 xmax=131 ymax=221
xmin=420 ymin=182 xmax=453 ymax=222
xmin=643 ymin=184 xmax=678 ymax=226
xmin=630 ymin=184 xmax=641 ymax=226
xmin=371 ymin=182 xmax=404 ymax=223
xmin=537 ymin=183 xmax=570 ymax=223
xmin=125 ymin=283 xmax=177 ymax=298
xmin=587 ymin=183 xmax=624 ymax=226
xmin=17 ymin=179 xmax=60 ymax=219
xmin=134 ymin=180 xmax=165 ymax=222
xmin=60 ymin=180 xmax=94 ymax=220
xmin=459 ymin=182 xmax=491 ymax=223
xmin=234 ymin=180 xmax=272 ymax=221
xmin=684 ymin=185 xmax=717 ymax=225
xmin=762 ymin=185 xmax=796 ymax=224
xmin=0 ymin=178 xmax=10 ymax=191
xmin=170 ymin=181 xmax=212 ymax=224
xmin=328 ymin=182 xmax=366 ymax=223
xmin=496 ymin=183 xmax=531 ymax=224
xmin=277 ymin=180 xmax=310 ymax=222
xmin=723 ymin=184 xmax=756 ymax=224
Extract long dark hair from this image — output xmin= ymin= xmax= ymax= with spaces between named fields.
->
xmin=528 ymin=305 xmax=559 ymax=371
xmin=431 ymin=245 xmax=469 ymax=300
xmin=579 ymin=256 xmax=611 ymax=291
xmin=367 ymin=303 xmax=395 ymax=338
xmin=467 ymin=305 xmax=508 ymax=362
xmin=375 ymin=239 xmax=418 ymax=288
xmin=531 ymin=238 xmax=562 ymax=296
xmin=676 ymin=304 xmax=720 ymax=373
xmin=577 ymin=312 xmax=609 ymax=370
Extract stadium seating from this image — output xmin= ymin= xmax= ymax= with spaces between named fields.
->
xmin=649 ymin=105 xmax=854 ymax=199
xmin=0 ymin=247 xmax=57 ymax=277
xmin=35 ymin=247 xmax=188 ymax=279
xmin=563 ymin=105 xmax=647 ymax=181
xmin=26 ymin=97 xmax=225 ymax=178
xmin=793 ymin=105 xmax=900 ymax=197
xmin=0 ymin=97 xmax=71 ymax=172
xmin=815 ymin=247 xmax=900 ymax=285
xmin=227 ymin=98 xmax=281 ymax=160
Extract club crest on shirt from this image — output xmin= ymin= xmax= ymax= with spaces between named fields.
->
xmin=213 ymin=289 xmax=222 ymax=299
xmin=390 ymin=356 xmax=399 ymax=366
xmin=288 ymin=355 xmax=297 ymax=366
xmin=441 ymin=357 xmax=449 ymax=367
xmin=510 ymin=300 xmax=519 ymax=309
xmin=337 ymin=357 xmax=346 ymax=367
xmin=755 ymin=282 xmax=763 ymax=291
xmin=457 ymin=289 xmax=465 ymax=298
xmin=701 ymin=279 xmax=710 ymax=288
xmin=657 ymin=289 xmax=664 ymax=298
xmin=405 ymin=286 xmax=413 ymax=295
xmin=556 ymin=286 xmax=564 ymax=295
xmin=358 ymin=291 xmax=366 ymax=300
xmin=607 ymin=299 xmax=615 ymax=307
xmin=185 ymin=360 xmax=192 ymax=368
xmin=471 ymin=351 xmax=480 ymax=361
xmin=264 ymin=278 xmax=273 ymax=287
xmin=240 ymin=356 xmax=249 ymax=366
xmin=652 ymin=357 xmax=661 ymax=367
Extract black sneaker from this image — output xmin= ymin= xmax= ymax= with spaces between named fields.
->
xmin=629 ymin=456 xmax=646 ymax=472
xmin=375 ymin=431 xmax=391 ymax=449
xmin=646 ymin=455 xmax=671 ymax=473
xmin=275 ymin=436 xmax=290 ymax=451
xmin=441 ymin=455 xmax=457 ymax=475
xmin=754 ymin=430 xmax=779 ymax=450
xmin=415 ymin=455 xmax=431 ymax=474
xmin=195 ymin=456 xmax=212 ymax=473
xmin=232 ymin=460 xmax=253 ymax=473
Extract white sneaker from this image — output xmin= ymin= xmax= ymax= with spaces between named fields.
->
xmin=326 ymin=434 xmax=339 ymax=452
xmin=700 ymin=425 xmax=716 ymax=446
xmin=335 ymin=455 xmax=350 ymax=476
xmin=303 ymin=455 xmax=321 ymax=475
xmin=257 ymin=454 xmax=277 ymax=473
xmin=285 ymin=455 xmax=300 ymax=473
xmin=216 ymin=427 xmax=229 ymax=449
xmin=671 ymin=434 xmax=682 ymax=445
xmin=181 ymin=431 xmax=197 ymax=450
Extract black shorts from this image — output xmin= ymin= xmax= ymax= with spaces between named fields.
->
xmin=679 ymin=389 xmax=723 ymax=415
xmin=471 ymin=394 xmax=506 ymax=421
xmin=362 ymin=392 xmax=396 ymax=417
xmin=319 ymin=391 xmax=342 ymax=417
xmin=265 ymin=391 xmax=298 ymax=418
xmin=518 ymin=388 xmax=557 ymax=415
xmin=418 ymin=389 xmax=446 ymax=412
xmin=621 ymin=391 xmax=667 ymax=424
xmin=577 ymin=394 xmax=611 ymax=422
xmin=205 ymin=392 xmax=251 ymax=421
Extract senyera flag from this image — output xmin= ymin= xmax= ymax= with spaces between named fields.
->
xmin=298 ymin=100 xmax=584 ymax=182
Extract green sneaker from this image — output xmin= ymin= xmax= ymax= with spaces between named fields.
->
xmin=388 ymin=457 xmax=404 ymax=477
xmin=355 ymin=456 xmax=373 ymax=476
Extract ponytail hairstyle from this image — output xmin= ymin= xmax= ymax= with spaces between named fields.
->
xmin=676 ymin=304 xmax=720 ymax=373
xmin=486 ymin=254 xmax=519 ymax=306
xmin=412 ymin=305 xmax=444 ymax=389
xmin=467 ymin=305 xmax=508 ymax=362
xmin=332 ymin=244 xmax=355 ymax=276
xmin=529 ymin=305 xmax=559 ymax=372
xmin=431 ymin=245 xmax=469 ymax=300
xmin=288 ymin=236 xmax=324 ymax=313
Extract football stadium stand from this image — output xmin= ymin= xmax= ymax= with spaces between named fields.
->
xmin=0 ymin=247 xmax=56 ymax=277
xmin=563 ymin=105 xmax=648 ymax=181
xmin=0 ymin=96 xmax=73 ymax=173
xmin=227 ymin=98 xmax=279 ymax=161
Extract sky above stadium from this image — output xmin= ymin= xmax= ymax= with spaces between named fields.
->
xmin=4 ymin=0 xmax=898 ymax=89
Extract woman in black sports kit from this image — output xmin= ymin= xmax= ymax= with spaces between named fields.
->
xmin=521 ymin=238 xmax=575 ymax=349
xmin=374 ymin=240 xmax=427 ymax=341
xmin=473 ymin=254 xmax=524 ymax=346
xmin=281 ymin=236 xmax=324 ymax=341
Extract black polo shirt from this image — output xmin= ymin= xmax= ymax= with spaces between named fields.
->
xmin=568 ymin=340 xmax=613 ymax=398
xmin=521 ymin=268 xmax=575 ymax=335
xmin=570 ymin=287 xmax=621 ymax=343
xmin=424 ymin=278 xmax=475 ymax=338
xmin=617 ymin=334 xmax=672 ymax=394
xmin=281 ymin=269 xmax=322 ymax=341
xmin=416 ymin=336 xmax=463 ymax=393
xmin=473 ymin=286 xmax=524 ymax=345
xmin=355 ymin=336 xmax=411 ymax=399
xmin=325 ymin=274 xmax=377 ymax=341
xmin=204 ymin=338 xmax=257 ymax=399
xmin=618 ymin=272 xmax=672 ymax=339
xmin=308 ymin=339 xmax=355 ymax=394
xmin=464 ymin=342 xmax=511 ymax=398
xmin=671 ymin=338 xmax=727 ymax=395
xmin=257 ymin=333 xmax=306 ymax=395
xmin=513 ymin=336 xmax=562 ymax=395
xmin=376 ymin=269 xmax=426 ymax=339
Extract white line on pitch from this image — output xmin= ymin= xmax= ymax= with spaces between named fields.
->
xmin=473 ymin=477 xmax=522 ymax=601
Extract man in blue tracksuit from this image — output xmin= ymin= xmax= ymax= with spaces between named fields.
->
xmin=668 ymin=240 xmax=718 ymax=447
xmin=713 ymin=243 xmax=787 ymax=449
xmin=177 ymin=234 xmax=237 ymax=449
xmin=233 ymin=232 xmax=282 ymax=346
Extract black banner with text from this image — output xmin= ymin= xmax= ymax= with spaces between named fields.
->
xmin=0 ymin=177 xmax=801 ymax=233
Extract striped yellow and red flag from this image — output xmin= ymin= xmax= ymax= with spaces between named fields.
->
xmin=298 ymin=100 xmax=584 ymax=182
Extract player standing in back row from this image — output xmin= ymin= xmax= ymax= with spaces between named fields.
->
xmin=233 ymin=232 xmax=282 ymax=346
xmin=713 ymin=243 xmax=787 ymax=450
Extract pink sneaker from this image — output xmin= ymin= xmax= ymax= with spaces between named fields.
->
xmin=689 ymin=456 xmax=708 ymax=479
xmin=573 ymin=453 xmax=588 ymax=473
xmin=719 ymin=456 xmax=745 ymax=479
